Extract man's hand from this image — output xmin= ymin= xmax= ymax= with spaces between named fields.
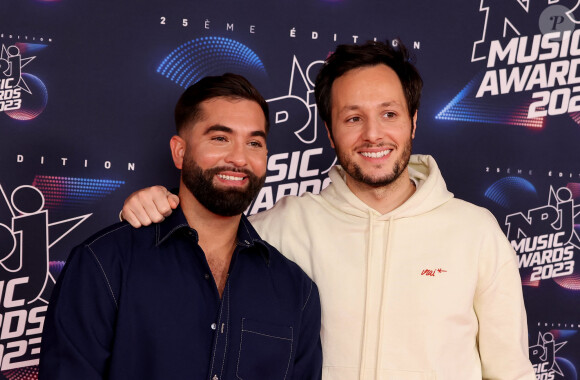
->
xmin=120 ymin=186 xmax=179 ymax=227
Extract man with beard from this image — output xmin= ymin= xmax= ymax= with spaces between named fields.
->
xmin=121 ymin=42 xmax=535 ymax=379
xmin=39 ymin=73 xmax=322 ymax=380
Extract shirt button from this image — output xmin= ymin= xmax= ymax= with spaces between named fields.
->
xmin=211 ymin=323 xmax=217 ymax=330
xmin=204 ymin=273 xmax=210 ymax=280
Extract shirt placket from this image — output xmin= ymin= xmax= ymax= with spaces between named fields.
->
xmin=208 ymin=280 xmax=231 ymax=380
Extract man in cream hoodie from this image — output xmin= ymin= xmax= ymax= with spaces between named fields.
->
xmin=122 ymin=41 xmax=535 ymax=379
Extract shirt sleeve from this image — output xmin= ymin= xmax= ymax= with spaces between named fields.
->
xmin=292 ymin=278 xmax=322 ymax=379
xmin=38 ymin=244 xmax=118 ymax=380
xmin=474 ymin=229 xmax=536 ymax=380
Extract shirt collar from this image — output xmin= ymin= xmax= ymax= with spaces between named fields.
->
xmin=156 ymin=206 xmax=271 ymax=263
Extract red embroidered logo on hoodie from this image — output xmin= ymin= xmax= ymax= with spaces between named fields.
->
xmin=421 ymin=268 xmax=447 ymax=277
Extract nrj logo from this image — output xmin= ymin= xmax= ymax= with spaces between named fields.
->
xmin=245 ymin=56 xmax=336 ymax=214
xmin=505 ymin=186 xmax=580 ymax=284
xmin=530 ymin=332 xmax=567 ymax=379
xmin=1 ymin=45 xmax=32 ymax=113
xmin=1 ymin=44 xmax=47 ymax=121
xmin=0 ymin=184 xmax=89 ymax=371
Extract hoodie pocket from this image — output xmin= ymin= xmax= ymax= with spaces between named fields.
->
xmin=236 ymin=318 xmax=294 ymax=380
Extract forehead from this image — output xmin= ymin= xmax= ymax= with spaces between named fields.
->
xmin=330 ymin=64 xmax=406 ymax=111
xmin=192 ymin=97 xmax=267 ymax=134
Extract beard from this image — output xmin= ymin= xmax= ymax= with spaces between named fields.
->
xmin=181 ymin=154 xmax=266 ymax=217
xmin=336 ymin=136 xmax=412 ymax=188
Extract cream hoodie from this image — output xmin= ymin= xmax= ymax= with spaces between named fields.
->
xmin=249 ymin=154 xmax=535 ymax=380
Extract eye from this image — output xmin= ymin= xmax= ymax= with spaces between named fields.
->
xmin=346 ymin=116 xmax=361 ymax=123
xmin=248 ymin=140 xmax=264 ymax=148
xmin=211 ymin=136 xmax=228 ymax=142
xmin=383 ymin=111 xmax=397 ymax=119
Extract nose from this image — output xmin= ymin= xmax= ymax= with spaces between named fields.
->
xmin=224 ymin=141 xmax=247 ymax=167
xmin=361 ymin=118 xmax=382 ymax=143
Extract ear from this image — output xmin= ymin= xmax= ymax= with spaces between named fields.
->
xmin=411 ymin=111 xmax=418 ymax=139
xmin=170 ymin=135 xmax=186 ymax=170
xmin=324 ymin=123 xmax=335 ymax=149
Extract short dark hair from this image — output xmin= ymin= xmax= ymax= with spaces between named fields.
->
xmin=314 ymin=40 xmax=423 ymax=135
xmin=174 ymin=73 xmax=270 ymax=135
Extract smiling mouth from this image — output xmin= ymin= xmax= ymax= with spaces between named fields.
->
xmin=360 ymin=149 xmax=391 ymax=158
xmin=217 ymin=174 xmax=246 ymax=181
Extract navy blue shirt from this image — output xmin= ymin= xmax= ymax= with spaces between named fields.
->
xmin=39 ymin=208 xmax=322 ymax=380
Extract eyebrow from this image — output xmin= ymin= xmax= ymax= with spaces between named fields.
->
xmin=204 ymin=124 xmax=267 ymax=139
xmin=339 ymin=101 xmax=403 ymax=112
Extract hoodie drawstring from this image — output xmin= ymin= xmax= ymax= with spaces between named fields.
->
xmin=375 ymin=215 xmax=394 ymax=379
xmin=358 ymin=211 xmax=375 ymax=380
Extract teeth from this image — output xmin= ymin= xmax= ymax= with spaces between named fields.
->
xmin=361 ymin=150 xmax=390 ymax=158
xmin=218 ymin=174 xmax=244 ymax=181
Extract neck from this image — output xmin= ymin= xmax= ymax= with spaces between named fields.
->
xmin=345 ymin=168 xmax=416 ymax=215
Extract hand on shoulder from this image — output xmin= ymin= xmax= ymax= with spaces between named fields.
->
xmin=120 ymin=186 xmax=179 ymax=227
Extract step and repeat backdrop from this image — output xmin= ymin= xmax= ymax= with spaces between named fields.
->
xmin=1 ymin=0 xmax=580 ymax=378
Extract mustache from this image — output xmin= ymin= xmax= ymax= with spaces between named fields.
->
xmin=355 ymin=142 xmax=396 ymax=150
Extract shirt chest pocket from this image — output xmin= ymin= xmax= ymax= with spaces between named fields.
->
xmin=236 ymin=318 xmax=294 ymax=380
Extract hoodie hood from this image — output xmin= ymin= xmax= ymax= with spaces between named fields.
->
xmin=320 ymin=154 xmax=454 ymax=220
